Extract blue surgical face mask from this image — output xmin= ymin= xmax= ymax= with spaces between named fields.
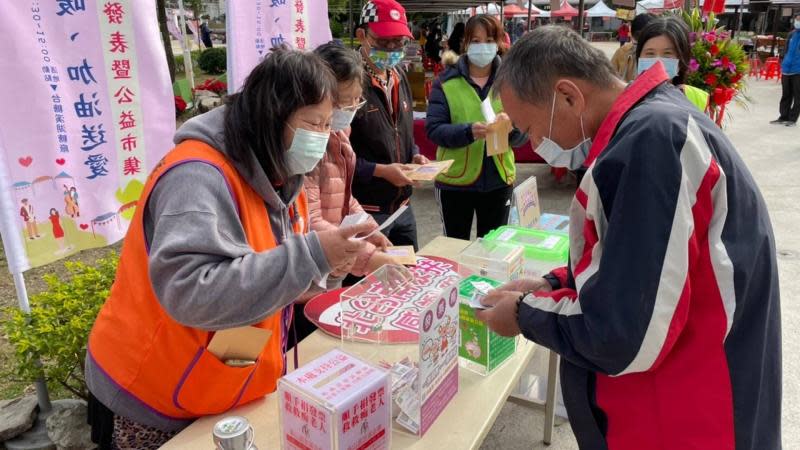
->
xmin=286 ymin=126 xmax=329 ymax=175
xmin=369 ymin=48 xmax=405 ymax=70
xmin=330 ymin=108 xmax=357 ymax=132
xmin=638 ymin=57 xmax=680 ymax=79
xmin=534 ymin=92 xmax=592 ymax=171
xmin=794 ymin=20 xmax=800 ymax=30
xmin=467 ymin=43 xmax=498 ymax=68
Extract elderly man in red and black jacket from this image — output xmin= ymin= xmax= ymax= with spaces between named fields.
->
xmin=350 ymin=0 xmax=429 ymax=250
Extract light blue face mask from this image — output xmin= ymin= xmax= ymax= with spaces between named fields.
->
xmin=794 ymin=20 xmax=800 ymax=30
xmin=330 ymin=108 xmax=357 ymax=132
xmin=467 ymin=43 xmax=498 ymax=68
xmin=534 ymin=92 xmax=592 ymax=171
xmin=285 ymin=126 xmax=329 ymax=175
xmin=369 ymin=49 xmax=405 ymax=70
xmin=637 ymin=57 xmax=680 ymax=79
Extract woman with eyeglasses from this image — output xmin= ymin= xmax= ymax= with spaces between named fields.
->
xmin=84 ymin=47 xmax=375 ymax=449
xmin=305 ymin=43 xmax=395 ymax=278
xmin=283 ymin=43 xmax=397 ymax=349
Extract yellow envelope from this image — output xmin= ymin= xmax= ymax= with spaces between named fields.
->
xmin=486 ymin=118 xmax=513 ymax=156
xmin=207 ymin=326 xmax=272 ymax=362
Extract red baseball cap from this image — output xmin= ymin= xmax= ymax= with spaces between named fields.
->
xmin=360 ymin=0 xmax=413 ymax=39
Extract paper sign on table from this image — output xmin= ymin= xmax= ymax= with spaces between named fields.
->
xmin=404 ymin=160 xmax=455 ymax=181
xmin=384 ymin=245 xmax=417 ymax=266
xmin=207 ymin=326 xmax=272 ymax=362
xmin=486 ymin=118 xmax=513 ymax=156
xmin=513 ymin=177 xmax=541 ymax=229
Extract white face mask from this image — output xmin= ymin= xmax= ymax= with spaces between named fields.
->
xmin=534 ymin=92 xmax=591 ymax=171
xmin=331 ymin=108 xmax=357 ymax=132
xmin=467 ymin=43 xmax=498 ymax=68
xmin=285 ymin=126 xmax=329 ymax=175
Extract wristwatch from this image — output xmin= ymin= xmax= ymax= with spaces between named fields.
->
xmin=516 ymin=291 xmax=530 ymax=319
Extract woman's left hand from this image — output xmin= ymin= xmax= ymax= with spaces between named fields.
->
xmin=496 ymin=112 xmax=511 ymax=124
xmin=412 ymin=154 xmax=430 ymax=165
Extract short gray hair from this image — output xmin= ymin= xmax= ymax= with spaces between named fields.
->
xmin=494 ymin=26 xmax=617 ymax=104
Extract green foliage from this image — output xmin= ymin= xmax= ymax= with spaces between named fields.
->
xmin=3 ymin=254 xmax=119 ymax=399
xmin=174 ymin=49 xmax=203 ymax=74
xmin=330 ymin=18 xmax=345 ymax=38
xmin=197 ymin=47 xmax=227 ymax=75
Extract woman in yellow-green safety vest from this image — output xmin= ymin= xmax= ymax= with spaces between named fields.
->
xmin=425 ymin=14 xmax=528 ymax=241
xmin=635 ymin=16 xmax=710 ymax=112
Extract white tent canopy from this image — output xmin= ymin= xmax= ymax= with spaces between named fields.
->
xmin=512 ymin=3 xmax=550 ymax=17
xmin=586 ymin=1 xmax=617 ymax=17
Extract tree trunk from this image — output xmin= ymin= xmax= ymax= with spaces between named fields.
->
xmin=157 ymin=0 xmax=176 ymax=83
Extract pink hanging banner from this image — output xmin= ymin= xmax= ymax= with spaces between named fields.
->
xmin=0 ymin=0 xmax=174 ymax=272
xmin=227 ymin=0 xmax=333 ymax=92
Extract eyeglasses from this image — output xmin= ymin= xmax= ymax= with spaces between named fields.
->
xmin=367 ymin=31 xmax=408 ymax=51
xmin=338 ymin=97 xmax=367 ymax=112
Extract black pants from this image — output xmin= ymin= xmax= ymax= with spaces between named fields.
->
xmin=369 ymin=205 xmax=419 ymax=251
xmin=779 ymin=73 xmax=800 ymax=123
xmin=436 ymin=186 xmax=512 ymax=241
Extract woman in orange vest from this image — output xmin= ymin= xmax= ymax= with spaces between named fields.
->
xmin=85 ymin=47 xmax=375 ymax=449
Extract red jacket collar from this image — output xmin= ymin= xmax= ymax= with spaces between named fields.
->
xmin=583 ymin=62 xmax=670 ymax=168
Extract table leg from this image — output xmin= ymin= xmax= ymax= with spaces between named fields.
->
xmin=543 ymin=350 xmax=559 ymax=446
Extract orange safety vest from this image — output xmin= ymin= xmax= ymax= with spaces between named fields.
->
xmin=88 ymin=140 xmax=308 ymax=419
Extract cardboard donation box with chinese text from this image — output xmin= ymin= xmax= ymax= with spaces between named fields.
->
xmin=485 ymin=226 xmax=569 ymax=278
xmin=457 ymin=275 xmax=517 ymax=375
xmin=458 ymin=238 xmax=524 ymax=283
xmin=279 ymin=349 xmax=391 ymax=450
xmin=339 ymin=263 xmax=462 ymax=436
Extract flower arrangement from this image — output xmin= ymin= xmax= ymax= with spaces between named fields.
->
xmin=682 ymin=9 xmax=749 ymax=126
xmin=194 ymin=78 xmax=227 ymax=95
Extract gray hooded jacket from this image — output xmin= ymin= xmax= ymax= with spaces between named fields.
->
xmin=85 ymin=106 xmax=332 ymax=432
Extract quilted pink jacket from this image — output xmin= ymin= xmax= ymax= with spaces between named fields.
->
xmin=304 ymin=130 xmax=378 ymax=276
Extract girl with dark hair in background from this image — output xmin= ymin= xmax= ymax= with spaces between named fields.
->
xmin=426 ymin=14 xmax=528 ymax=240
xmin=84 ymin=47 xmax=375 ymax=449
xmin=636 ymin=16 xmax=709 ymax=111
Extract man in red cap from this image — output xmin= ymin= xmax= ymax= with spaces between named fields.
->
xmin=349 ymin=0 xmax=429 ymax=251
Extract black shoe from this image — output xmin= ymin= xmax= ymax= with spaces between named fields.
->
xmin=770 ymin=119 xmax=788 ymax=124
xmin=785 ymin=121 xmax=797 ymax=127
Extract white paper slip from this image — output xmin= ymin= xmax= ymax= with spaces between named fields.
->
xmin=481 ymin=96 xmax=497 ymax=123
xmin=471 ymin=281 xmax=494 ymax=296
xmin=469 ymin=292 xmax=489 ymax=310
xmin=396 ymin=412 xmax=420 ymax=434
xmin=340 ymin=211 xmax=369 ymax=228
xmin=354 ymin=205 xmax=408 ymax=241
